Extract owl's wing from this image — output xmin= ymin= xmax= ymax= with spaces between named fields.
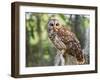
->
xmin=57 ymin=27 xmax=85 ymax=64
xmin=57 ymin=27 xmax=79 ymax=44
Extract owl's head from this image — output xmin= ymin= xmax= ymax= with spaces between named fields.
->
xmin=48 ymin=16 xmax=61 ymax=32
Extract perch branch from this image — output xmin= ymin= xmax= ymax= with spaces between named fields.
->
xmin=54 ymin=50 xmax=65 ymax=66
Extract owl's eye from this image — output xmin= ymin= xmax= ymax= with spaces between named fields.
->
xmin=50 ymin=23 xmax=54 ymax=26
xmin=56 ymin=23 xmax=59 ymax=26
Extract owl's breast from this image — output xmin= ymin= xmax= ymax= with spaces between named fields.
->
xmin=48 ymin=31 xmax=66 ymax=50
xmin=48 ymin=27 xmax=59 ymax=40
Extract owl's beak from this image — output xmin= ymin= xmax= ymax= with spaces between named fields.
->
xmin=53 ymin=26 xmax=60 ymax=32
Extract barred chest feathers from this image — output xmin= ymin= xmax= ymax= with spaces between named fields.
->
xmin=48 ymin=28 xmax=66 ymax=50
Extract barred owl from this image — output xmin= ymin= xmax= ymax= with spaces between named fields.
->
xmin=48 ymin=17 xmax=85 ymax=65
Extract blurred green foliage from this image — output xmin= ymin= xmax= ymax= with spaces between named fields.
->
xmin=26 ymin=13 xmax=90 ymax=67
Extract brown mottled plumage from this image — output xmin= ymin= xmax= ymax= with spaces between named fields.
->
xmin=48 ymin=18 xmax=85 ymax=65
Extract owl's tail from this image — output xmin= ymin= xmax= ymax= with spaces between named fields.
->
xmin=76 ymin=50 xmax=85 ymax=65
